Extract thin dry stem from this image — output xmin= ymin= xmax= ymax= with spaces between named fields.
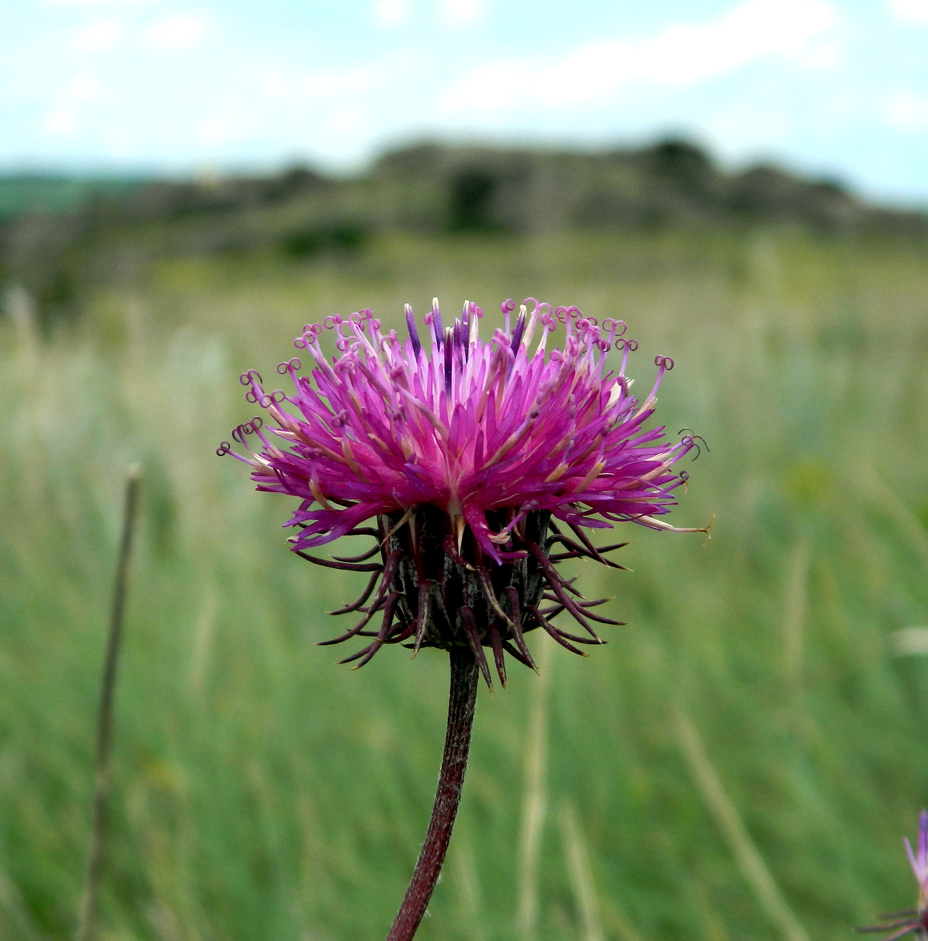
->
xmin=75 ymin=465 xmax=141 ymax=941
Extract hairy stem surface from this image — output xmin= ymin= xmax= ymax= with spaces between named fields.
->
xmin=387 ymin=646 xmax=479 ymax=941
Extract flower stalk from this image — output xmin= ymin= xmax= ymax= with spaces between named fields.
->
xmin=387 ymin=646 xmax=479 ymax=941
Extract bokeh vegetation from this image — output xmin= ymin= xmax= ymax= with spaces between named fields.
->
xmin=2 ymin=144 xmax=928 ymax=940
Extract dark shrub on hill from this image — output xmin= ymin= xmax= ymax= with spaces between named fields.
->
xmin=279 ymin=223 xmax=367 ymax=258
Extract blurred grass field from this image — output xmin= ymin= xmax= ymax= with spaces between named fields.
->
xmin=2 ymin=225 xmax=928 ymax=940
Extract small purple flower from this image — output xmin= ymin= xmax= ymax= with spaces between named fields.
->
xmin=219 ymin=297 xmax=705 ymax=686
xmin=859 ymin=811 xmax=928 ymax=940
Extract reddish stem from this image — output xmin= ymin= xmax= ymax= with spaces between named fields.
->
xmin=387 ymin=647 xmax=479 ymax=941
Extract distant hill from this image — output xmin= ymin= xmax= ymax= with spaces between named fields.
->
xmin=2 ymin=139 xmax=927 ymax=326
xmin=0 ymin=174 xmax=145 ymax=221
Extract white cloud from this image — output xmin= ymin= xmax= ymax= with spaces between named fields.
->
xmin=372 ymin=0 xmax=411 ymax=27
xmin=439 ymin=0 xmax=487 ymax=27
xmin=69 ymin=18 xmax=124 ymax=54
xmin=141 ymin=11 xmax=210 ymax=52
xmin=326 ymin=105 xmax=373 ymax=138
xmin=198 ymin=112 xmax=249 ymax=146
xmin=885 ymin=91 xmax=928 ymax=130
xmin=297 ymin=66 xmax=378 ymax=98
xmin=40 ymin=0 xmax=163 ymax=7
xmin=888 ymin=0 xmax=928 ymax=24
xmin=443 ymin=0 xmax=837 ymax=110
xmin=62 ymin=70 xmax=105 ymax=103
xmin=40 ymin=71 xmax=105 ymax=138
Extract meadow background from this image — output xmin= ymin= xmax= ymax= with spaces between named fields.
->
xmin=2 ymin=152 xmax=928 ymax=941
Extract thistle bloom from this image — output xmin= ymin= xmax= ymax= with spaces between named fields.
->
xmin=859 ymin=811 xmax=928 ymax=940
xmin=220 ymin=296 xmax=705 ymax=941
xmin=219 ymin=297 xmax=703 ymax=687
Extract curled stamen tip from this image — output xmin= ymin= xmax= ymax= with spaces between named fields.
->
xmin=694 ymin=515 xmax=716 ymax=546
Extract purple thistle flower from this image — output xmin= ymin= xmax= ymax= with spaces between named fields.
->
xmin=859 ymin=811 xmax=928 ymax=940
xmin=219 ymin=297 xmax=705 ymax=687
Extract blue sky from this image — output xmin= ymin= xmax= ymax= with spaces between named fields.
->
xmin=3 ymin=0 xmax=928 ymax=205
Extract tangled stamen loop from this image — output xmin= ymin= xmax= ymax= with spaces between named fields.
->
xmin=541 ymin=311 xmax=558 ymax=332
xmin=521 ymin=297 xmax=542 ymax=324
xmin=501 ymin=298 xmax=516 ymax=314
xmin=615 ymin=337 xmax=638 ymax=352
xmin=239 ymin=369 xmax=262 ymax=387
xmin=216 ymin=441 xmax=232 ymax=456
xmin=336 ymin=336 xmax=353 ymax=352
xmin=295 ymin=325 xmax=321 ymax=350
xmin=258 ymin=389 xmax=286 ymax=408
xmin=383 ymin=334 xmax=402 ymax=359
xmin=655 ymin=355 xmax=675 ymax=371
xmin=679 ymin=429 xmax=710 ymax=460
xmin=602 ymin=318 xmax=627 ymax=337
xmin=277 ymin=357 xmax=302 ymax=376
xmin=231 ymin=418 xmax=262 ymax=445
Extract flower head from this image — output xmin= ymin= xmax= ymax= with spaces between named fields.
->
xmin=859 ymin=811 xmax=928 ymax=940
xmin=219 ymin=297 xmax=705 ymax=686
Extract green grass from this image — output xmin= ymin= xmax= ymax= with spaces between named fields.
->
xmin=2 ymin=226 xmax=928 ymax=940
